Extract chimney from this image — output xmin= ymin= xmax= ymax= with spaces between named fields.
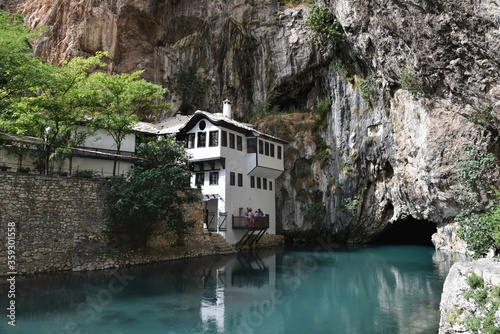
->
xmin=223 ymin=99 xmax=232 ymax=119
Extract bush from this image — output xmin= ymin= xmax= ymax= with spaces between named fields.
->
xmin=306 ymin=5 xmax=343 ymax=43
xmin=467 ymin=272 xmax=484 ymax=290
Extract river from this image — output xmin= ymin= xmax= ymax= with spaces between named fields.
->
xmin=0 ymin=244 xmax=463 ymax=334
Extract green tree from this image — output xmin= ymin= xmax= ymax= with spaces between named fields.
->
xmin=0 ymin=12 xmax=106 ymax=174
xmin=81 ymin=70 xmax=167 ymax=175
xmin=106 ymin=136 xmax=197 ymax=247
xmin=0 ymin=11 xmax=46 ymax=111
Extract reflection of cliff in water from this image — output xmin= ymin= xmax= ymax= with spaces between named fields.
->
xmin=275 ymin=246 xmax=458 ymax=334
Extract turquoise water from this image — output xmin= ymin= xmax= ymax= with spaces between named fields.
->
xmin=1 ymin=245 xmax=460 ymax=334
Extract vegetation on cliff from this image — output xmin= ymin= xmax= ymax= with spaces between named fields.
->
xmin=453 ymin=144 xmax=500 ymax=258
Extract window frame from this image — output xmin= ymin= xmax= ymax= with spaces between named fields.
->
xmin=209 ymin=130 xmax=219 ymax=147
xmin=221 ymin=130 xmax=228 ymax=147
xmin=197 ymin=132 xmax=206 ymax=148
xmin=195 ymin=172 xmax=205 ymax=187
xmin=209 ymin=171 xmax=219 ymax=185
xmin=229 ymin=133 xmax=235 ymax=149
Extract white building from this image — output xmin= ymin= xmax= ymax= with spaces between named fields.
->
xmin=161 ymin=100 xmax=286 ymax=245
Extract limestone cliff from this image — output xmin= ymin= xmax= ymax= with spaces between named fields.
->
xmin=6 ymin=0 xmax=500 ymax=246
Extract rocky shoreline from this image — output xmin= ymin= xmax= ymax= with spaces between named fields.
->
xmin=439 ymin=258 xmax=500 ymax=333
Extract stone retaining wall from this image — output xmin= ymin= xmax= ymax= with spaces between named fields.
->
xmin=0 ymin=172 xmax=206 ymax=275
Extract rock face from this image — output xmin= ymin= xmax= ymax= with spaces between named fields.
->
xmin=6 ymin=0 xmax=500 ymax=245
xmin=439 ymin=258 xmax=500 ymax=333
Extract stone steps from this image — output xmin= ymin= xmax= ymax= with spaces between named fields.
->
xmin=210 ymin=233 xmax=237 ymax=254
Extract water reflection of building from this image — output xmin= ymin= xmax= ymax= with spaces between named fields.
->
xmin=200 ymin=251 xmax=279 ymax=331
xmin=201 ymin=268 xmax=226 ymax=333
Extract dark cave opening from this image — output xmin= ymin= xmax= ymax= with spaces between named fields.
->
xmin=372 ymin=216 xmax=437 ymax=246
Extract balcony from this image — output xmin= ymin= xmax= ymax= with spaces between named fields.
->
xmin=232 ymin=214 xmax=269 ymax=230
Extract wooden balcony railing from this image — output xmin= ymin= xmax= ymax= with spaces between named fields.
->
xmin=232 ymin=214 xmax=269 ymax=230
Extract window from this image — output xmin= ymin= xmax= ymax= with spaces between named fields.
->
xmin=185 ymin=133 xmax=195 ymax=149
xmin=198 ymin=120 xmax=206 ymax=130
xmin=209 ymin=131 xmax=219 ymax=147
xmin=230 ymin=172 xmax=235 ymax=186
xmin=238 ymin=173 xmax=243 ymax=187
xmin=237 ymin=135 xmax=242 ymax=151
xmin=263 ymin=178 xmax=267 ymax=190
xmin=250 ymin=176 xmax=255 ymax=188
xmin=221 ymin=130 xmax=227 ymax=147
xmin=270 ymin=143 xmax=275 ymax=157
xmin=269 ymin=181 xmax=273 ymax=191
xmin=247 ymin=138 xmax=256 ymax=153
xmin=195 ymin=173 xmax=205 ymax=187
xmin=257 ymin=177 xmax=261 ymax=189
xmin=229 ymin=133 xmax=235 ymax=149
xmin=209 ymin=172 xmax=219 ymax=185
xmin=265 ymin=142 xmax=269 ymax=156
xmin=278 ymin=146 xmax=282 ymax=159
xmin=259 ymin=140 xmax=264 ymax=154
xmin=197 ymin=132 xmax=206 ymax=147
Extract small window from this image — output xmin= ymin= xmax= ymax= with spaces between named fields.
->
xmin=238 ymin=173 xmax=243 ymax=187
xmin=278 ymin=146 xmax=282 ymax=159
xmin=185 ymin=133 xmax=195 ymax=149
xmin=247 ymin=138 xmax=256 ymax=153
xmin=230 ymin=172 xmax=235 ymax=186
xmin=257 ymin=177 xmax=261 ymax=189
xmin=250 ymin=176 xmax=255 ymax=188
xmin=221 ymin=130 xmax=227 ymax=147
xmin=209 ymin=131 xmax=219 ymax=147
xmin=229 ymin=133 xmax=235 ymax=149
xmin=270 ymin=144 xmax=275 ymax=157
xmin=263 ymin=178 xmax=267 ymax=190
xmin=209 ymin=172 xmax=219 ymax=185
xmin=195 ymin=173 xmax=205 ymax=187
xmin=197 ymin=132 xmax=206 ymax=147
xmin=237 ymin=135 xmax=242 ymax=151
xmin=259 ymin=140 xmax=264 ymax=154
xmin=269 ymin=181 xmax=273 ymax=191
xmin=199 ymin=120 xmax=206 ymax=130
xmin=265 ymin=142 xmax=269 ymax=156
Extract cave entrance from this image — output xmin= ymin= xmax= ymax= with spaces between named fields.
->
xmin=373 ymin=217 xmax=437 ymax=246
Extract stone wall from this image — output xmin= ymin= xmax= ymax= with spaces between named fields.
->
xmin=0 ymin=172 xmax=206 ymax=275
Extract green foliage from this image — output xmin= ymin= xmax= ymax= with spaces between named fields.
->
xmin=343 ymin=196 xmax=360 ymax=215
xmin=453 ymin=145 xmax=499 ymax=258
xmin=306 ymin=5 xmax=344 ymax=43
xmin=399 ymin=64 xmax=423 ymax=96
xmin=463 ymin=274 xmax=500 ymax=334
xmin=167 ymin=67 xmax=210 ymax=114
xmin=312 ymin=99 xmax=332 ymax=130
xmin=82 ymin=69 xmax=167 ymax=175
xmin=358 ymin=75 xmax=378 ymax=107
xmin=467 ymin=272 xmax=485 ymax=290
xmin=106 ymin=136 xmax=196 ymax=248
xmin=255 ymin=90 xmax=281 ymax=119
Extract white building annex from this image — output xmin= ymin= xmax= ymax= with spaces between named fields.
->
xmin=160 ymin=100 xmax=286 ymax=245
